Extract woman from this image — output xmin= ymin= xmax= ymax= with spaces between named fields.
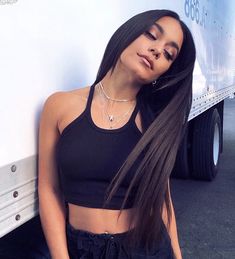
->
xmin=38 ymin=9 xmax=196 ymax=259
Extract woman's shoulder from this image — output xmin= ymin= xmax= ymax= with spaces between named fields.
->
xmin=68 ymin=85 xmax=91 ymax=101
xmin=49 ymin=85 xmax=90 ymax=101
xmin=45 ymin=85 xmax=90 ymax=110
xmin=46 ymin=86 xmax=90 ymax=134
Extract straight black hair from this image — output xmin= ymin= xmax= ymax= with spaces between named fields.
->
xmin=92 ymin=9 xmax=196 ymax=257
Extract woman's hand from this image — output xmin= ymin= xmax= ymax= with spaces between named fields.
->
xmin=162 ymin=180 xmax=183 ymax=259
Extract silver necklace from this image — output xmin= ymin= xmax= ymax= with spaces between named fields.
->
xmin=98 ymin=83 xmax=136 ymax=128
xmin=99 ymin=81 xmax=135 ymax=102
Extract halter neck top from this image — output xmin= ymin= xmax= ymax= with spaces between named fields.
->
xmin=56 ymin=83 xmax=143 ymax=209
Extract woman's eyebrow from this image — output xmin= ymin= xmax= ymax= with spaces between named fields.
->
xmin=153 ymin=23 xmax=164 ymax=34
xmin=152 ymin=23 xmax=180 ymax=54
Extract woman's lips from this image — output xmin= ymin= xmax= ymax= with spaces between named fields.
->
xmin=137 ymin=53 xmax=153 ymax=70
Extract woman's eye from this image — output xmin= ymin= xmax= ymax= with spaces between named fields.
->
xmin=144 ymin=31 xmax=157 ymax=40
xmin=164 ymin=50 xmax=174 ymax=61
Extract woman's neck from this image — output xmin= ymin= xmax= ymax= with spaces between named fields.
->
xmin=100 ymin=70 xmax=142 ymax=101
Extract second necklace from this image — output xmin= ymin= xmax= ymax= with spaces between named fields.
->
xmin=98 ymin=82 xmax=136 ymax=128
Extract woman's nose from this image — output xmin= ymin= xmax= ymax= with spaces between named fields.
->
xmin=149 ymin=47 xmax=162 ymax=59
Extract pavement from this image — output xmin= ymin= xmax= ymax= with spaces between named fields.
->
xmin=171 ymin=98 xmax=235 ymax=259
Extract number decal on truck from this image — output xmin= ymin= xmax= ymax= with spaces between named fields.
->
xmin=184 ymin=0 xmax=207 ymax=28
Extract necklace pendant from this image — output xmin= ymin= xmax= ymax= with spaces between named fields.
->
xmin=108 ymin=115 xmax=114 ymax=122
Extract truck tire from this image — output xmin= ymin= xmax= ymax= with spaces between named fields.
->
xmin=191 ymin=108 xmax=221 ymax=180
xmin=171 ymin=126 xmax=190 ymax=179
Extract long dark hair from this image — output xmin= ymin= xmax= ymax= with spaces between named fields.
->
xmin=92 ymin=9 xmax=196 ymax=255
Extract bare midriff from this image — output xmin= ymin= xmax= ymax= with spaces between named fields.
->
xmin=68 ymin=203 xmax=137 ymax=234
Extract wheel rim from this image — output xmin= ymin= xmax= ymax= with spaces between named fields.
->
xmin=213 ymin=123 xmax=220 ymax=166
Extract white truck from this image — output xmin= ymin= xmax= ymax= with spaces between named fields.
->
xmin=0 ymin=0 xmax=234 ymax=250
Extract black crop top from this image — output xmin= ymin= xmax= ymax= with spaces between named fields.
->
xmin=56 ymin=83 xmax=143 ymax=209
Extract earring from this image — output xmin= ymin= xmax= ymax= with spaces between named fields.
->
xmin=152 ymin=80 xmax=157 ymax=86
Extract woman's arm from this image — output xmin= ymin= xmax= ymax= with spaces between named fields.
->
xmin=38 ymin=93 xmax=70 ymax=259
xmin=162 ymin=179 xmax=183 ymax=259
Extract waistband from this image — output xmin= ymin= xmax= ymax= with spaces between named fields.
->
xmin=66 ymin=220 xmax=135 ymax=241
xmin=66 ymin=220 xmax=173 ymax=258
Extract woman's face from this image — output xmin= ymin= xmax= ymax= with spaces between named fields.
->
xmin=118 ymin=16 xmax=184 ymax=84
